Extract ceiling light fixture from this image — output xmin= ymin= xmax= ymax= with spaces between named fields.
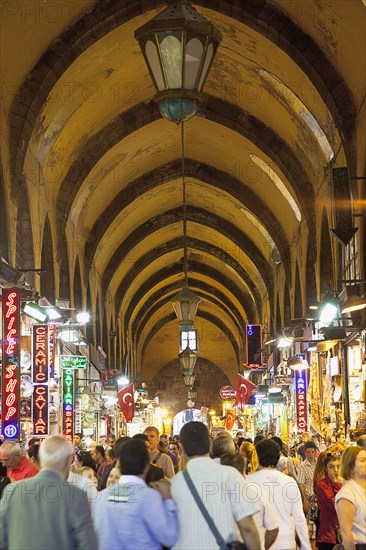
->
xmin=341 ymin=294 xmax=366 ymax=314
xmin=319 ymin=293 xmax=339 ymax=323
xmin=135 ymin=0 xmax=222 ymax=123
xmin=287 ymin=357 xmax=310 ymax=371
xmin=23 ymin=302 xmax=48 ymax=323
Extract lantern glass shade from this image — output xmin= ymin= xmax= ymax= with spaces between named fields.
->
xmin=135 ymin=0 xmax=222 ymax=123
xmin=188 ymin=387 xmax=197 ymax=400
xmin=172 ymin=286 xmax=200 ymax=328
xmin=183 ymin=373 xmax=196 ymax=390
xmin=179 ymin=346 xmax=197 ymax=373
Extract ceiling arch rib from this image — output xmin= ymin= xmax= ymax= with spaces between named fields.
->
xmin=133 ymin=283 xmax=245 ymax=349
xmin=101 ymin=206 xmax=273 ymax=303
xmin=140 ymin=310 xmax=241 ymax=366
xmin=116 ymin=246 xmax=261 ymax=334
xmin=121 ymin=260 xmax=257 ymax=337
xmin=9 ymin=0 xmax=357 ymax=203
xmin=58 ymin=102 xmax=314 ymax=263
xmin=83 ymin=159 xmax=292 ymax=278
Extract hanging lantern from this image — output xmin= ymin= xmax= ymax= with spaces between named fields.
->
xmin=172 ymin=285 xmax=200 ymax=329
xmin=135 ymin=0 xmax=222 ymax=123
xmin=179 ymin=346 xmax=197 ymax=373
xmin=183 ymin=373 xmax=196 ymax=391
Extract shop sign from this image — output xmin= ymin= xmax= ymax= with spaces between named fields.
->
xmin=245 ymin=324 xmax=263 ymax=368
xmin=295 ymin=368 xmax=308 ymax=434
xmin=32 ymin=325 xmax=49 ymax=436
xmin=219 ymin=385 xmax=236 ymax=399
xmin=62 ymin=368 xmax=74 ymax=443
xmin=48 ymin=324 xmax=55 ymax=377
xmin=1 ymin=289 xmax=21 ymax=439
xmin=60 ymin=355 xmax=87 ymax=369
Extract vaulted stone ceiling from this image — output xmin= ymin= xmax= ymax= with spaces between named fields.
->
xmin=1 ymin=0 xmax=365 ymax=386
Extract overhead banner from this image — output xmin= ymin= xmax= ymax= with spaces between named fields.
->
xmin=2 ymin=289 xmax=21 ymax=439
xmin=62 ymin=368 xmax=74 ymax=443
xmin=32 ymin=324 xmax=49 ymax=436
xmin=295 ymin=368 xmax=308 ymax=434
xmin=245 ymin=324 xmax=263 ymax=368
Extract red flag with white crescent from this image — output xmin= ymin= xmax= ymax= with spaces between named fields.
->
xmin=225 ymin=410 xmax=236 ymax=432
xmin=118 ymin=383 xmax=135 ymax=422
xmin=235 ymin=374 xmax=256 ymax=408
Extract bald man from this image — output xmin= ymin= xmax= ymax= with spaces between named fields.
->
xmin=0 ymin=441 xmax=39 ymax=481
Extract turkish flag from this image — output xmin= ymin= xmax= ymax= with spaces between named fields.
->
xmin=225 ymin=410 xmax=236 ymax=432
xmin=235 ymin=374 xmax=256 ymax=408
xmin=118 ymin=383 xmax=135 ymax=422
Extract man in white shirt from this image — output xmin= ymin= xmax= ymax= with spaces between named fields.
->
xmin=171 ymin=421 xmax=261 ymax=550
xmin=248 ymin=438 xmax=311 ymax=550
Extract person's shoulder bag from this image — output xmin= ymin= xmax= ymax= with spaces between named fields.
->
xmin=183 ymin=469 xmax=247 ymax=550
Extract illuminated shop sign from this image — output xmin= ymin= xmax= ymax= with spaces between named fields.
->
xmin=245 ymin=324 xmax=263 ymax=368
xmin=62 ymin=368 xmax=74 ymax=443
xmin=1 ymin=289 xmax=21 ymax=439
xmin=48 ymin=324 xmax=55 ymax=377
xmin=295 ymin=367 xmax=308 ymax=434
xmin=32 ymin=325 xmax=49 ymax=436
xmin=60 ymin=355 xmax=87 ymax=369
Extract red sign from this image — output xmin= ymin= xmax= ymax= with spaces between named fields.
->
xmin=48 ymin=324 xmax=55 ymax=377
xmin=2 ymin=289 xmax=21 ymax=439
xmin=219 ymin=385 xmax=236 ymax=399
xmin=295 ymin=369 xmax=308 ymax=434
xmin=32 ymin=325 xmax=49 ymax=436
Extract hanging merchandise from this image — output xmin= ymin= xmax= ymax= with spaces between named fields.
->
xmin=308 ymin=358 xmax=324 ymax=435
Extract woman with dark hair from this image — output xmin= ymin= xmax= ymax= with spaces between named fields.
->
xmin=73 ymin=450 xmax=97 ymax=473
xmin=0 ymin=463 xmax=11 ymax=500
xmin=315 ymin=452 xmax=342 ymax=550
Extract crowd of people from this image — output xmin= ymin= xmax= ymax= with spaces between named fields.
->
xmin=0 ymin=426 xmax=365 ymax=550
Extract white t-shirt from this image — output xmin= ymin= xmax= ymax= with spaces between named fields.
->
xmin=248 ymin=468 xmax=311 ymax=550
xmin=335 ymin=479 xmax=366 ymax=545
xmin=251 ymin=486 xmax=279 ymax=549
xmin=171 ymin=457 xmax=260 ymax=550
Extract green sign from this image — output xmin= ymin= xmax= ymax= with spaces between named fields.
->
xmin=60 ymin=355 xmax=87 ymax=369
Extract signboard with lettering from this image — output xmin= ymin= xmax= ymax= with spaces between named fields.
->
xmin=48 ymin=324 xmax=55 ymax=377
xmin=219 ymin=385 xmax=236 ymax=399
xmin=62 ymin=368 xmax=74 ymax=443
xmin=60 ymin=355 xmax=87 ymax=369
xmin=32 ymin=324 xmax=49 ymax=436
xmin=295 ymin=368 xmax=308 ymax=434
xmin=245 ymin=324 xmax=263 ymax=368
xmin=1 ymin=289 xmax=21 ymax=439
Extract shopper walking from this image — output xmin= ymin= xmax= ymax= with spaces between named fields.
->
xmin=315 ymin=452 xmax=342 ymax=550
xmin=335 ymin=446 xmax=366 ymax=550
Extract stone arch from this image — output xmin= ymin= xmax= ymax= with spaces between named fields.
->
xmin=320 ymin=209 xmax=334 ymax=297
xmin=40 ymin=215 xmax=55 ymax=303
xmin=0 ymin=166 xmax=9 ymax=262
xmin=73 ymin=257 xmax=82 ymax=312
xmin=150 ymin=358 xmax=232 ymax=412
xmin=306 ymin=237 xmax=317 ymax=307
xmin=59 ymin=250 xmax=70 ymax=301
xmin=275 ymin=293 xmax=282 ymax=333
xmin=294 ymin=263 xmax=303 ymax=319
xmin=15 ymin=182 xmax=34 ymax=270
xmin=95 ymin=293 xmax=101 ymax=347
xmin=284 ymin=283 xmax=291 ymax=326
